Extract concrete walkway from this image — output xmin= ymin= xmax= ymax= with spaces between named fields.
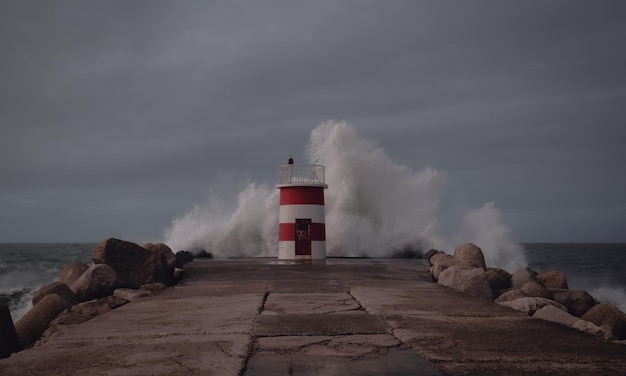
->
xmin=1 ymin=258 xmax=625 ymax=375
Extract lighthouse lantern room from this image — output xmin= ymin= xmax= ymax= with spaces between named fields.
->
xmin=276 ymin=161 xmax=328 ymax=260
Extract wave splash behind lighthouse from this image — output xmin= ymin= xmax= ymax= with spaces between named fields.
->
xmin=276 ymin=163 xmax=328 ymax=260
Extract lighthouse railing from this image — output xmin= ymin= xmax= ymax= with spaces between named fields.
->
xmin=277 ymin=164 xmax=326 ymax=186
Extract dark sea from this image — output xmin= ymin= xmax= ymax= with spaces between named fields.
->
xmin=1 ymin=243 xmax=625 ymax=322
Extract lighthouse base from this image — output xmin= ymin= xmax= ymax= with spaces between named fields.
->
xmin=278 ymin=241 xmax=327 ymax=260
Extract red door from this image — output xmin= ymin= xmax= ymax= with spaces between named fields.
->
xmin=295 ymin=219 xmax=312 ymax=255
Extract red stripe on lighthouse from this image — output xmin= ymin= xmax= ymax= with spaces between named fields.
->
xmin=279 ymin=187 xmax=325 ymax=205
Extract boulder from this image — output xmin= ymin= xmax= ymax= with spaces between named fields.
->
xmin=511 ymin=266 xmax=539 ymax=289
xmin=533 ymin=304 xmax=579 ymax=326
xmin=532 ymin=305 xmax=614 ymax=341
xmin=70 ymin=296 xmax=129 ymax=318
xmin=520 ymin=281 xmax=553 ymax=299
xmin=498 ymin=297 xmax=567 ymax=316
xmin=430 ymin=252 xmax=455 ymax=281
xmin=14 ymin=294 xmax=73 ymax=349
xmin=494 ymin=289 xmax=529 ymax=303
xmin=175 ymin=251 xmax=194 ymax=268
xmin=70 ymin=264 xmax=117 ymax=302
xmin=452 ymin=243 xmax=487 ymax=270
xmin=0 ymin=303 xmax=19 ymax=358
xmin=437 ymin=265 xmax=494 ymax=301
xmin=32 ymin=282 xmax=77 ymax=306
xmin=537 ymin=269 xmax=569 ymax=289
xmin=552 ymin=289 xmax=597 ymax=317
xmin=59 ymin=262 xmax=89 ymax=286
xmin=486 ymin=268 xmax=512 ymax=290
xmin=144 ymin=243 xmax=176 ymax=285
xmin=581 ymin=303 xmax=626 ymax=340
xmin=140 ymin=283 xmax=167 ymax=293
xmin=423 ymin=248 xmax=440 ymax=261
xmin=571 ymin=321 xmax=615 ymax=342
xmin=93 ymin=238 xmax=160 ymax=288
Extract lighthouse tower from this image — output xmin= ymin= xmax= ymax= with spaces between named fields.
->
xmin=276 ymin=160 xmax=328 ymax=260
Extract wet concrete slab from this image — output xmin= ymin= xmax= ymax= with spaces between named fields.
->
xmin=1 ymin=258 xmax=625 ymax=376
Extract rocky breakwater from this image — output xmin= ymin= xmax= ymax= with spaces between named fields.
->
xmin=0 ymin=238 xmax=195 ymax=358
xmin=426 ymin=243 xmax=626 ymax=343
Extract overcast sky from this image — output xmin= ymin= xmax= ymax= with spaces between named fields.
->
xmin=1 ymin=1 xmax=625 ymax=243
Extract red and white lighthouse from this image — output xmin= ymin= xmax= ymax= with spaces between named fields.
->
xmin=276 ymin=162 xmax=328 ymax=260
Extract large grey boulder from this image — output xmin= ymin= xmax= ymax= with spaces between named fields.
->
xmin=93 ymin=238 xmax=160 ymax=289
xmin=32 ymin=281 xmax=77 ymax=306
xmin=552 ymin=289 xmax=597 ymax=318
xmin=537 ymin=269 xmax=569 ymax=289
xmin=14 ymin=294 xmax=73 ymax=349
xmin=144 ymin=243 xmax=176 ymax=285
xmin=533 ymin=305 xmax=614 ymax=341
xmin=437 ymin=265 xmax=494 ymax=301
xmin=494 ymin=289 xmax=529 ymax=303
xmin=511 ymin=267 xmax=539 ymax=289
xmin=59 ymin=262 xmax=89 ymax=286
xmin=520 ymin=281 xmax=553 ymax=299
xmin=70 ymin=264 xmax=117 ymax=302
xmin=486 ymin=267 xmax=512 ymax=290
xmin=429 ymin=252 xmax=455 ymax=281
xmin=581 ymin=303 xmax=626 ymax=340
xmin=175 ymin=251 xmax=194 ymax=268
xmin=452 ymin=243 xmax=487 ymax=270
xmin=498 ymin=297 xmax=567 ymax=316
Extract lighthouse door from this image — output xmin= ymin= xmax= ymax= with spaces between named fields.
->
xmin=295 ymin=219 xmax=312 ymax=255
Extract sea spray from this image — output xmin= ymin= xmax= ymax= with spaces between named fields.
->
xmin=164 ymin=120 xmax=527 ymax=268
xmin=164 ymin=184 xmax=278 ymax=257
xmin=307 ymin=121 xmax=447 ymax=256
xmin=458 ymin=201 xmax=527 ymax=271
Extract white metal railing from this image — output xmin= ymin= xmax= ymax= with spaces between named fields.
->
xmin=277 ymin=164 xmax=326 ymax=186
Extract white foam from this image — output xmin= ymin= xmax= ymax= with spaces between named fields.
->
xmin=163 ymin=120 xmax=527 ymax=268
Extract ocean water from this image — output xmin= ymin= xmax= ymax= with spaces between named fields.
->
xmin=0 ymin=243 xmax=95 ymax=321
xmin=1 ymin=242 xmax=625 ymax=322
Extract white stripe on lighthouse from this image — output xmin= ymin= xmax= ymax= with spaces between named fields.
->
xmin=278 ymin=205 xmax=326 ymax=224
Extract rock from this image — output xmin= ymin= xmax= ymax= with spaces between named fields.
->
xmin=552 ymin=289 xmax=597 ymax=317
xmin=32 ymin=282 xmax=77 ymax=306
xmin=498 ymin=297 xmax=567 ymax=316
xmin=14 ymin=294 xmax=73 ymax=349
xmin=1 ymin=303 xmax=19 ymax=357
xmin=520 ymin=281 xmax=553 ymax=299
xmin=70 ymin=296 xmax=129 ymax=318
xmin=144 ymin=243 xmax=176 ymax=285
xmin=571 ymin=320 xmax=615 ymax=341
xmin=93 ymin=238 xmax=160 ymax=288
xmin=140 ymin=283 xmax=167 ymax=293
xmin=437 ymin=265 xmax=494 ymax=301
xmin=494 ymin=289 xmax=529 ymax=303
xmin=486 ymin=268 xmax=512 ymax=290
xmin=59 ymin=262 xmax=89 ymax=286
xmin=452 ymin=243 xmax=487 ymax=270
xmin=113 ymin=288 xmax=151 ymax=302
xmin=430 ymin=252 xmax=455 ymax=281
xmin=70 ymin=264 xmax=117 ymax=302
xmin=511 ymin=266 xmax=539 ymax=289
xmin=533 ymin=304 xmax=579 ymax=326
xmin=49 ymin=312 xmax=92 ymax=326
xmin=537 ymin=269 xmax=569 ymax=289
xmin=581 ymin=303 xmax=626 ymax=340
xmin=423 ymin=248 xmax=440 ymax=261
xmin=172 ymin=267 xmax=184 ymax=284
xmin=175 ymin=251 xmax=194 ymax=268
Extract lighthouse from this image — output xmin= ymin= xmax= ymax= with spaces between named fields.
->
xmin=276 ymin=160 xmax=328 ymax=260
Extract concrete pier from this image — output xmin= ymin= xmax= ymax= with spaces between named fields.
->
xmin=1 ymin=258 xmax=625 ymax=375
